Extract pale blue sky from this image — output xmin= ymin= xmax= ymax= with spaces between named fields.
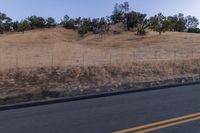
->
xmin=0 ymin=0 xmax=199 ymax=22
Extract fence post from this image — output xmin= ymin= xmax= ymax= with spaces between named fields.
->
xmin=110 ymin=53 xmax=112 ymax=65
xmin=155 ymin=50 xmax=157 ymax=60
xmin=192 ymin=51 xmax=194 ymax=58
xmin=198 ymin=51 xmax=199 ymax=72
xmin=173 ymin=50 xmax=176 ymax=75
xmin=16 ymin=54 xmax=19 ymax=69
xmin=131 ymin=50 xmax=135 ymax=71
xmin=83 ymin=52 xmax=85 ymax=67
xmin=51 ymin=54 xmax=54 ymax=68
xmin=192 ymin=50 xmax=194 ymax=74
xmin=0 ymin=48 xmax=1 ymax=71
xmin=109 ymin=48 xmax=112 ymax=65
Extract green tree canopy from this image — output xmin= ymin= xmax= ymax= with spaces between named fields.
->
xmin=111 ymin=2 xmax=130 ymax=24
xmin=149 ymin=13 xmax=168 ymax=35
xmin=17 ymin=20 xmax=31 ymax=33
xmin=185 ymin=15 xmax=199 ymax=29
xmin=27 ymin=16 xmax=46 ymax=29
xmin=46 ymin=17 xmax=56 ymax=28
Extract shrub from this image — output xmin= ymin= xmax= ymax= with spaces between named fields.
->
xmin=78 ymin=24 xmax=88 ymax=37
xmin=17 ymin=20 xmax=31 ymax=33
xmin=188 ymin=28 xmax=200 ymax=33
xmin=27 ymin=16 xmax=46 ymax=29
xmin=46 ymin=17 xmax=56 ymax=28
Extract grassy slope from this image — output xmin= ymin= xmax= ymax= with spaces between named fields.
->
xmin=0 ymin=27 xmax=200 ymax=71
xmin=0 ymin=27 xmax=200 ymax=104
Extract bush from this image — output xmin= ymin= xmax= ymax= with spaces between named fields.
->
xmin=17 ymin=20 xmax=31 ymax=33
xmin=63 ymin=19 xmax=75 ymax=29
xmin=61 ymin=15 xmax=76 ymax=29
xmin=46 ymin=17 xmax=56 ymax=28
xmin=188 ymin=28 xmax=200 ymax=33
xmin=0 ymin=24 xmax=5 ymax=34
xmin=136 ymin=27 xmax=146 ymax=35
xmin=27 ymin=16 xmax=46 ymax=29
xmin=78 ymin=24 xmax=88 ymax=37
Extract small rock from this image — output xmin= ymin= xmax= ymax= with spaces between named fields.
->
xmin=129 ymin=84 xmax=133 ymax=87
xmin=114 ymin=84 xmax=118 ymax=88
xmin=95 ymin=89 xmax=101 ymax=92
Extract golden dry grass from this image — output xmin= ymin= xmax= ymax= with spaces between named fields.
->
xmin=0 ymin=58 xmax=200 ymax=105
xmin=0 ymin=28 xmax=200 ymax=104
xmin=0 ymin=27 xmax=200 ymax=71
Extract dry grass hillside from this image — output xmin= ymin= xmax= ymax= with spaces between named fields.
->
xmin=0 ymin=27 xmax=200 ymax=71
xmin=1 ymin=27 xmax=200 ymax=104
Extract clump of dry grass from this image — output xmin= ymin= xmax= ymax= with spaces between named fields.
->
xmin=0 ymin=58 xmax=200 ymax=105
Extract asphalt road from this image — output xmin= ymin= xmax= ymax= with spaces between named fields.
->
xmin=1 ymin=84 xmax=200 ymax=133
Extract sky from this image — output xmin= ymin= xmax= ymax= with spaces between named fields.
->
xmin=0 ymin=0 xmax=199 ymax=22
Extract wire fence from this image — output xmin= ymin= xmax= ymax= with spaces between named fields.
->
xmin=1 ymin=46 xmax=200 ymax=98
xmin=0 ymin=46 xmax=200 ymax=74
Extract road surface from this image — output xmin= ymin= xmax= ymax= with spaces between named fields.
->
xmin=1 ymin=84 xmax=200 ymax=133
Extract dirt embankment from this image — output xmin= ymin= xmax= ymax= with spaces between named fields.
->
xmin=0 ymin=58 xmax=200 ymax=105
